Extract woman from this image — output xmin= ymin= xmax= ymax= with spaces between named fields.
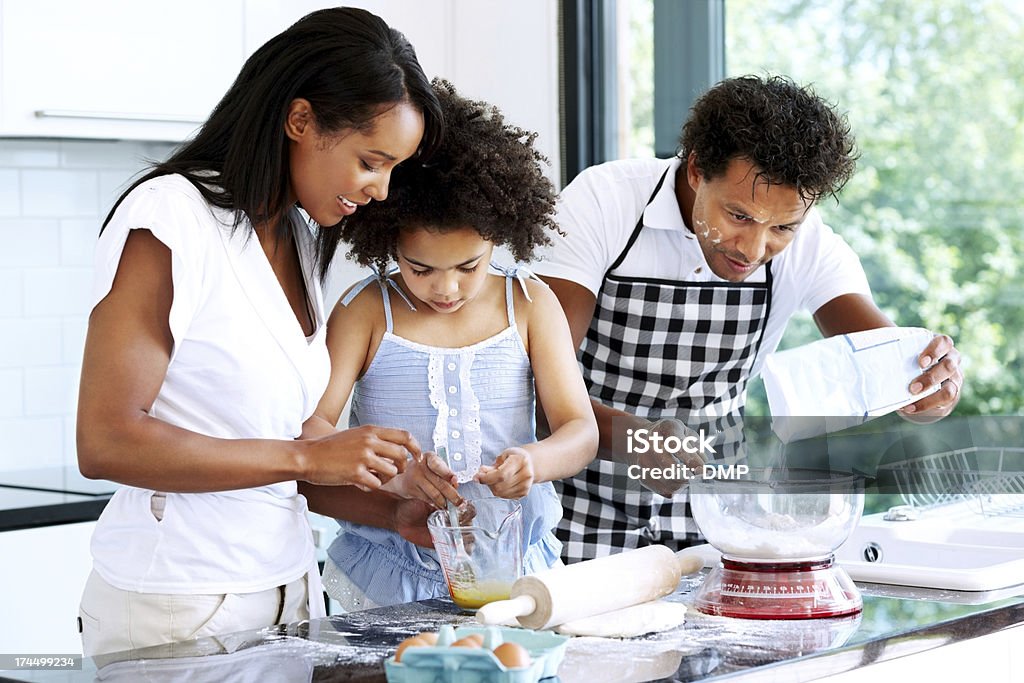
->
xmin=76 ymin=7 xmax=442 ymax=655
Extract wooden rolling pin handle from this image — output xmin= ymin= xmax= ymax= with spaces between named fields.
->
xmin=476 ymin=594 xmax=537 ymax=625
xmin=675 ymin=550 xmax=704 ymax=576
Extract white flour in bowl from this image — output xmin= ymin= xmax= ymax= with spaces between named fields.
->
xmin=708 ymin=512 xmax=848 ymax=559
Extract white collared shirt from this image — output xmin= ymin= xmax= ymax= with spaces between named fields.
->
xmin=532 ymin=157 xmax=871 ymax=378
xmin=88 ymin=174 xmax=330 ymax=593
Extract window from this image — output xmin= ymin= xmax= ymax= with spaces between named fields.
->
xmin=561 ymin=0 xmax=723 ymax=181
xmin=726 ymin=0 xmax=1024 ymax=416
xmin=563 ymin=0 xmax=1023 ymax=417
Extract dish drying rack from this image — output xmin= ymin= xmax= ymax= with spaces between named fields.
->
xmin=877 ymin=446 xmax=1024 ymax=518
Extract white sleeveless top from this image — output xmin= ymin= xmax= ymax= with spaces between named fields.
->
xmin=88 ymin=175 xmax=330 ymax=595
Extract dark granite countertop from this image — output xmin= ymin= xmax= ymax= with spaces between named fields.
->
xmin=3 ymin=574 xmax=1021 ymax=682
xmin=0 ymin=467 xmax=116 ymax=497
xmin=0 ymin=467 xmax=115 ymax=532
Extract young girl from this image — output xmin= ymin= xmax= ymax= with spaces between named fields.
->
xmin=309 ymin=80 xmax=599 ymax=609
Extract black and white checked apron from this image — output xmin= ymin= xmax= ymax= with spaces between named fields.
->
xmin=555 ymin=169 xmax=774 ymax=563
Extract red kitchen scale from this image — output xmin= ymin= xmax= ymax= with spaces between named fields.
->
xmin=688 ymin=467 xmax=867 ymax=619
xmin=693 ymin=553 xmax=862 ymax=620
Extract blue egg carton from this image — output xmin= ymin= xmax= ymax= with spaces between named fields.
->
xmin=384 ymin=624 xmax=569 ymax=683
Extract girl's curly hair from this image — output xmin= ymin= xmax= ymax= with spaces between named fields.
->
xmin=340 ymin=78 xmax=559 ymax=273
xmin=679 ymin=75 xmax=858 ymax=203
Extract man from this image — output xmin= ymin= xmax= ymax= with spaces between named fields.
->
xmin=534 ymin=75 xmax=964 ymax=563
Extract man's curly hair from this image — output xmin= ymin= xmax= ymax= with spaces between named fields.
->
xmin=340 ymin=78 xmax=559 ymax=273
xmin=679 ymin=75 xmax=858 ymax=203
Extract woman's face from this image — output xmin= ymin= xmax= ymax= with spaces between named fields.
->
xmin=395 ymin=226 xmax=494 ymax=315
xmin=287 ymin=100 xmax=424 ymax=227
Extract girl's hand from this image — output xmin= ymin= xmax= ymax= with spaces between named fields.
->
xmin=474 ymin=447 xmax=535 ymax=499
xmin=303 ymin=425 xmax=418 ymax=490
xmin=394 ymin=451 xmax=462 ymax=509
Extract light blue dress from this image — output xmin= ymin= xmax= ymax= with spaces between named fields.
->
xmin=326 ymin=265 xmax=564 ymax=606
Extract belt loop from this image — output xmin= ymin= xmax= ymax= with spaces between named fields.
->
xmin=275 ymin=584 xmax=286 ymax=624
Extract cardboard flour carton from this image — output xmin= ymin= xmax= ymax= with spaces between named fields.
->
xmin=763 ymin=327 xmax=940 ymax=442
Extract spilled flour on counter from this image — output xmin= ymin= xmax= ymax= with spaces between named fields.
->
xmin=559 ymin=625 xmax=699 ymax=683
xmin=555 ymin=589 xmax=863 ymax=683
xmin=258 ymin=633 xmax=390 ymax=668
xmin=244 ymin=600 xmax=482 ymax=671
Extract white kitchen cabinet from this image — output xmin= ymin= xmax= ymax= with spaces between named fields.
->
xmin=0 ymin=0 xmax=244 ymax=141
xmin=0 ymin=1 xmax=559 ymax=157
xmin=243 ymin=1 xmax=448 ymax=77
xmin=236 ymin=0 xmax=561 ymax=180
xmin=0 ymin=520 xmax=95 ymax=654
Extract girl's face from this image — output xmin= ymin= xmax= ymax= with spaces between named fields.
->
xmin=286 ymin=100 xmax=424 ymax=228
xmin=396 ymin=227 xmax=494 ymax=314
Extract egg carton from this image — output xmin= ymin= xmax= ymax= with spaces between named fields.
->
xmin=384 ymin=624 xmax=569 ymax=683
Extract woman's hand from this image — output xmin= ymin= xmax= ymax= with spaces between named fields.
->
xmin=301 ymin=425 xmax=419 ymax=490
xmin=474 ymin=447 xmax=535 ymax=499
xmin=391 ymin=451 xmax=462 ymax=509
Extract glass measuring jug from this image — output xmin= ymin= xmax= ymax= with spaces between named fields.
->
xmin=427 ymin=496 xmax=524 ymax=609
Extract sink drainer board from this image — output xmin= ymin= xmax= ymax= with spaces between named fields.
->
xmin=879 ymin=446 xmax=1024 ymax=515
xmin=836 ymin=447 xmax=1024 ymax=592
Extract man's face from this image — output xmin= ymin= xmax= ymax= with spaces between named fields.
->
xmin=686 ymin=154 xmax=811 ymax=282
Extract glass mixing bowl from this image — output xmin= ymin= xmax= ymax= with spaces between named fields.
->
xmin=690 ymin=468 xmax=865 ymax=561
xmin=427 ymin=496 xmax=524 ymax=609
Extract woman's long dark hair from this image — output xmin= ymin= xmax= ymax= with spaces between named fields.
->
xmin=102 ymin=7 xmax=442 ymax=281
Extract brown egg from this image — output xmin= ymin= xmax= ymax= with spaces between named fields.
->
xmin=493 ymin=641 xmax=531 ymax=669
xmin=394 ymin=635 xmax=429 ymax=662
xmin=417 ymin=631 xmax=439 ymax=645
xmin=451 ymin=634 xmax=484 ymax=648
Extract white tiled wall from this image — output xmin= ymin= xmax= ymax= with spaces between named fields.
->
xmin=0 ymin=139 xmax=177 ymax=472
xmin=0 ymin=138 xmax=370 ymax=473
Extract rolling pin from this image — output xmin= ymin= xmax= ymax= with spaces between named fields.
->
xmin=476 ymin=545 xmax=703 ymax=630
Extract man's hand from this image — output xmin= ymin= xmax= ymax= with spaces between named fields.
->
xmin=899 ymin=334 xmax=964 ymax=423
xmin=634 ymin=418 xmax=707 ymax=497
xmin=393 ymin=497 xmax=436 ymax=548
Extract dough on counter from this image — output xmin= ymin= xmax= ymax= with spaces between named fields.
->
xmin=554 ymin=600 xmax=687 ymax=638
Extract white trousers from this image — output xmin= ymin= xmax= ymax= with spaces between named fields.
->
xmin=78 ymin=570 xmax=310 ymax=656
